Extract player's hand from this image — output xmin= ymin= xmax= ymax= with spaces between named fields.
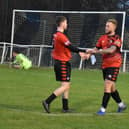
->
xmin=86 ymin=49 xmax=95 ymax=54
xmin=79 ymin=52 xmax=86 ymax=60
xmin=79 ymin=52 xmax=91 ymax=60
xmin=87 ymin=49 xmax=99 ymax=54
xmin=84 ymin=53 xmax=91 ymax=60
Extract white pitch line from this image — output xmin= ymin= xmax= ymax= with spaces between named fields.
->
xmin=2 ymin=107 xmax=128 ymax=117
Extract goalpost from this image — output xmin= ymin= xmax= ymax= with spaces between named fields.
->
xmin=9 ymin=10 xmax=126 ymax=70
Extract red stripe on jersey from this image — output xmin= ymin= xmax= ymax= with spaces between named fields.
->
xmin=61 ymin=68 xmax=67 ymax=70
xmin=61 ymin=71 xmax=67 ymax=74
xmin=61 ymin=65 xmax=66 ymax=67
xmin=62 ymin=74 xmax=67 ymax=77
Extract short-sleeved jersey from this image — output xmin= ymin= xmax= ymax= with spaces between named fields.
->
xmin=96 ymin=34 xmax=122 ymax=69
xmin=52 ymin=31 xmax=72 ymax=61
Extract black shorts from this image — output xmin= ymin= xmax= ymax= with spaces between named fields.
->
xmin=54 ymin=60 xmax=71 ymax=82
xmin=102 ymin=67 xmax=120 ymax=82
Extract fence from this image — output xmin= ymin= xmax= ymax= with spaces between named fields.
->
xmin=0 ymin=42 xmax=129 ymax=72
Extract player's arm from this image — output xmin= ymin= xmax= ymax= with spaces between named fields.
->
xmin=96 ymin=36 xmax=121 ymax=54
xmin=86 ymin=47 xmax=98 ymax=54
xmin=97 ymin=45 xmax=117 ymax=54
xmin=86 ymin=36 xmax=117 ymax=55
xmin=13 ymin=58 xmax=18 ymax=64
xmin=14 ymin=55 xmax=24 ymax=65
xmin=86 ymin=36 xmax=102 ymax=54
xmin=58 ymin=34 xmax=86 ymax=53
xmin=66 ymin=44 xmax=86 ymax=53
xmin=12 ymin=57 xmax=22 ymax=69
xmin=64 ymin=41 xmax=86 ymax=53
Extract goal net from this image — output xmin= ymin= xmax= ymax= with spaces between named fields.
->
xmin=9 ymin=10 xmax=126 ymax=69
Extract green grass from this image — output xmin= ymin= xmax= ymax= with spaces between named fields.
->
xmin=0 ymin=65 xmax=129 ymax=129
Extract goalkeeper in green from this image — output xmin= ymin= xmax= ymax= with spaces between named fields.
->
xmin=12 ymin=51 xmax=32 ymax=70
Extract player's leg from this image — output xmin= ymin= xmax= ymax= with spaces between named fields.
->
xmin=42 ymin=60 xmax=62 ymax=113
xmin=43 ymin=82 xmax=70 ymax=113
xmin=97 ymin=68 xmax=113 ymax=115
xmin=53 ymin=82 xmax=70 ymax=96
xmin=12 ymin=64 xmax=21 ymax=69
xmin=62 ymin=85 xmax=70 ymax=112
xmin=97 ymin=79 xmax=113 ymax=115
xmin=111 ymin=83 xmax=126 ymax=112
xmin=42 ymin=60 xmax=71 ymax=113
xmin=54 ymin=82 xmax=71 ymax=112
xmin=110 ymin=68 xmax=126 ymax=112
xmin=61 ymin=61 xmax=71 ymax=112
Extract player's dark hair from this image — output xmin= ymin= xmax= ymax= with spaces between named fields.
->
xmin=13 ymin=48 xmax=20 ymax=53
xmin=107 ymin=19 xmax=118 ymax=27
xmin=56 ymin=16 xmax=67 ymax=27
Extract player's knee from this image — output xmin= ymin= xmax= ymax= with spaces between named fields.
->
xmin=104 ymin=87 xmax=111 ymax=93
xmin=111 ymin=84 xmax=116 ymax=92
xmin=105 ymin=80 xmax=113 ymax=86
xmin=64 ymin=84 xmax=70 ymax=91
xmin=104 ymin=80 xmax=114 ymax=92
xmin=66 ymin=85 xmax=70 ymax=90
xmin=61 ymin=82 xmax=70 ymax=90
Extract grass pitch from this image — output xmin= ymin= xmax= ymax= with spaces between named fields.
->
xmin=0 ymin=65 xmax=128 ymax=129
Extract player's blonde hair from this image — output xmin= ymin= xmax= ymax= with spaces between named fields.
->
xmin=107 ymin=19 xmax=118 ymax=27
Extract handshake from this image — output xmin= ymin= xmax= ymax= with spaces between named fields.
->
xmin=79 ymin=48 xmax=99 ymax=60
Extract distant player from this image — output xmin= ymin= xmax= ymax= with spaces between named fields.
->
xmin=42 ymin=16 xmax=86 ymax=113
xmin=87 ymin=19 xmax=127 ymax=115
xmin=12 ymin=51 xmax=32 ymax=70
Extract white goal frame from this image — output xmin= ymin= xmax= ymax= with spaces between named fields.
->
xmin=11 ymin=10 xmax=126 ymax=70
